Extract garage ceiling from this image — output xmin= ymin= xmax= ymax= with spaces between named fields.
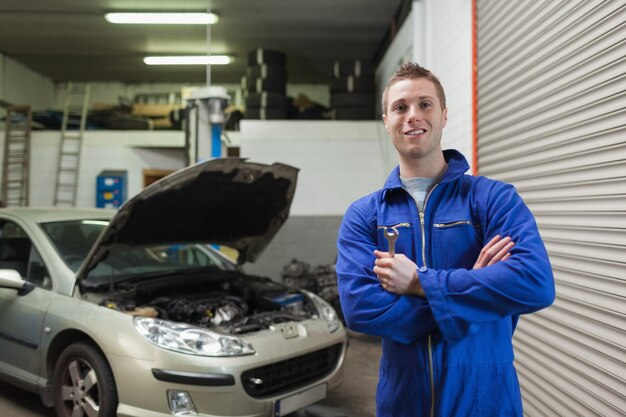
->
xmin=0 ymin=0 xmax=407 ymax=85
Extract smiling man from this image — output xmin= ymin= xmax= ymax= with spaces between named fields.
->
xmin=336 ymin=62 xmax=555 ymax=416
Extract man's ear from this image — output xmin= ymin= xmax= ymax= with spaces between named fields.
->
xmin=383 ymin=114 xmax=390 ymax=133
xmin=442 ymin=108 xmax=448 ymax=128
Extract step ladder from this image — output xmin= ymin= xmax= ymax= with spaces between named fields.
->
xmin=1 ymin=106 xmax=32 ymax=207
xmin=54 ymin=83 xmax=90 ymax=207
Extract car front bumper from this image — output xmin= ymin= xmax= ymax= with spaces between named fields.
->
xmin=111 ymin=322 xmax=347 ymax=417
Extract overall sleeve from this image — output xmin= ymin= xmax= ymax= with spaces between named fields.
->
xmin=419 ymin=182 xmax=555 ymax=344
xmin=336 ymin=201 xmax=437 ymax=344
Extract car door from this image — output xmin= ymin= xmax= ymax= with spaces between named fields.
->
xmin=0 ymin=219 xmax=54 ymax=386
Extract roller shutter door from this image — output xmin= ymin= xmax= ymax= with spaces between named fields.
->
xmin=476 ymin=0 xmax=626 ymax=416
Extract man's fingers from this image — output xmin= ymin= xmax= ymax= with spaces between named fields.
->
xmin=480 ymin=235 xmax=502 ymax=254
xmin=373 ymin=266 xmax=392 ymax=289
xmin=483 ymin=234 xmax=502 ymax=249
xmin=373 ymin=265 xmax=392 ymax=278
xmin=487 ymin=236 xmax=512 ymax=253
xmin=482 ymin=237 xmax=512 ymax=259
xmin=474 ymin=235 xmax=515 ymax=269
xmin=374 ymin=257 xmax=394 ymax=269
xmin=474 ymin=235 xmax=501 ymax=267
xmin=487 ymin=241 xmax=515 ymax=265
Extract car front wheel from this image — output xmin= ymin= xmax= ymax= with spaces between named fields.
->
xmin=52 ymin=342 xmax=118 ymax=417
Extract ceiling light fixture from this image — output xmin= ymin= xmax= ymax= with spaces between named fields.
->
xmin=143 ymin=56 xmax=231 ymax=65
xmin=105 ymin=12 xmax=219 ymax=25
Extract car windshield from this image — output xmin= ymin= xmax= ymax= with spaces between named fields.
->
xmin=41 ymin=219 xmax=109 ymax=271
xmin=41 ymin=220 xmax=239 ymax=284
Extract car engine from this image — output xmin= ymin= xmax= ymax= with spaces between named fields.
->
xmin=94 ymin=271 xmax=317 ymax=335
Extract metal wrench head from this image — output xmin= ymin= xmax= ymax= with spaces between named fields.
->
xmin=383 ymin=227 xmax=399 ymax=257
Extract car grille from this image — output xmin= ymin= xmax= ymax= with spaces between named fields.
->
xmin=241 ymin=343 xmax=343 ymax=398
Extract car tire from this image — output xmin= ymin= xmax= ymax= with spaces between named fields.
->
xmin=333 ymin=59 xmax=375 ymax=78
xmin=245 ymin=76 xmax=287 ymax=94
xmin=245 ymin=92 xmax=289 ymax=110
xmin=247 ymin=64 xmax=287 ymax=80
xmin=330 ymin=76 xmax=376 ymax=94
xmin=53 ymin=342 xmax=118 ymax=417
xmin=248 ymin=48 xmax=287 ymax=67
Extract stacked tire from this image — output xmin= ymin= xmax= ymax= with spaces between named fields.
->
xmin=330 ymin=59 xmax=377 ymax=120
xmin=244 ymin=49 xmax=289 ymax=120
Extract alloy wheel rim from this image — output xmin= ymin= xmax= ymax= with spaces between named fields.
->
xmin=60 ymin=358 xmax=100 ymax=417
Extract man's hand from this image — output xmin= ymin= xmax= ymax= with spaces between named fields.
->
xmin=473 ymin=235 xmax=515 ymax=269
xmin=373 ymin=251 xmax=425 ymax=297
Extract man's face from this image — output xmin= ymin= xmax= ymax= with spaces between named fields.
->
xmin=383 ymin=78 xmax=448 ymax=164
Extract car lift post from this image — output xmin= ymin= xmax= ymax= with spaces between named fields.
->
xmin=185 ymin=86 xmax=229 ymax=164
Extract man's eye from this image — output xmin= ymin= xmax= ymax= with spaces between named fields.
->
xmin=394 ymin=104 xmax=407 ymax=112
xmin=420 ymin=102 xmax=433 ymax=109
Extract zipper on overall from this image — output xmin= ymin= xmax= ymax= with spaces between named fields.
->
xmin=433 ymin=220 xmax=472 ymax=228
xmin=419 ymin=184 xmax=438 ymax=417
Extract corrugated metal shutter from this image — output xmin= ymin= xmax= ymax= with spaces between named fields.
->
xmin=476 ymin=0 xmax=626 ymax=415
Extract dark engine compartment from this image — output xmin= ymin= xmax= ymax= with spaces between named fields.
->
xmin=97 ymin=270 xmax=317 ymax=335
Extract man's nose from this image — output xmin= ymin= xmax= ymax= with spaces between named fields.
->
xmin=407 ymin=105 xmax=422 ymax=122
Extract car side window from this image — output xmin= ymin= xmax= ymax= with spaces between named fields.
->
xmin=0 ymin=220 xmax=52 ymax=289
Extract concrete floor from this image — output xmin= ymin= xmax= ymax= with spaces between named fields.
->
xmin=0 ymin=381 xmax=55 ymax=417
xmin=296 ymin=331 xmax=380 ymax=417
xmin=0 ymin=332 xmax=381 ymax=417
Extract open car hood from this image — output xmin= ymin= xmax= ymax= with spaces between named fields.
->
xmin=76 ymin=159 xmax=298 ymax=281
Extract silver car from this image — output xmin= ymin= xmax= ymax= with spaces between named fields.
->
xmin=0 ymin=159 xmax=346 ymax=417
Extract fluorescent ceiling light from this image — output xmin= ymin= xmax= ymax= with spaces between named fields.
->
xmin=144 ymin=56 xmax=232 ymax=65
xmin=105 ymin=12 xmax=218 ymax=25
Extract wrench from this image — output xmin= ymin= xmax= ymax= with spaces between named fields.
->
xmin=383 ymin=227 xmax=399 ymax=257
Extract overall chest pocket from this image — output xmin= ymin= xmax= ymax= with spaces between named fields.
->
xmin=432 ymin=212 xmax=483 ymax=269
xmin=376 ymin=223 xmax=415 ymax=258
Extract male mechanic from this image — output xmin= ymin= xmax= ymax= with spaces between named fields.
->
xmin=336 ymin=62 xmax=555 ymax=416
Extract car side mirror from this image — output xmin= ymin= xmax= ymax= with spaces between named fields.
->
xmin=0 ymin=269 xmax=35 ymax=295
xmin=28 ymin=262 xmax=52 ymax=289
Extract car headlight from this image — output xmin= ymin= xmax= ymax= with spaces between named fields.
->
xmin=133 ymin=317 xmax=255 ymax=356
xmin=304 ymin=291 xmax=341 ymax=333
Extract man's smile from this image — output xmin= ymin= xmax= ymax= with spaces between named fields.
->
xmin=404 ymin=128 xmax=427 ymax=135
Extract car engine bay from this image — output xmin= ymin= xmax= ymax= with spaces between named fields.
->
xmin=89 ymin=271 xmax=318 ymax=335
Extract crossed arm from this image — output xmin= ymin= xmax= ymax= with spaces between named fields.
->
xmin=374 ymin=234 xmax=515 ymax=297
xmin=336 ymin=216 xmax=516 ymax=343
xmin=338 ymin=183 xmax=554 ymax=344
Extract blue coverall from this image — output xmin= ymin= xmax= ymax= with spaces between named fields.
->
xmin=336 ymin=149 xmax=555 ymax=416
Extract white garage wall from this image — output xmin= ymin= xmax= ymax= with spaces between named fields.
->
xmin=25 ymin=131 xmax=186 ymax=208
xmin=240 ymin=120 xmax=391 ymax=217
xmin=0 ymin=53 xmax=55 ymax=110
